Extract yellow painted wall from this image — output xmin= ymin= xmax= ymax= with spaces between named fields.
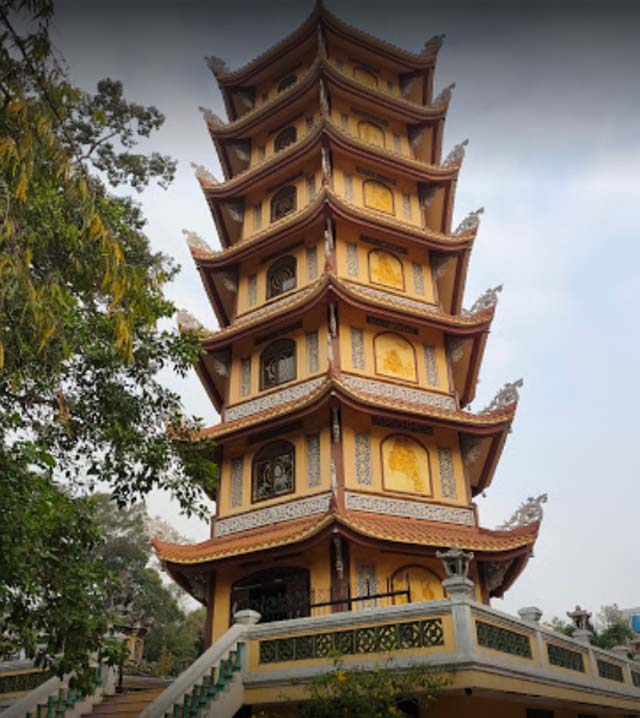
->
xmin=330 ymin=97 xmax=416 ymax=159
xmin=241 ymin=166 xmax=322 ymax=241
xmin=211 ymin=540 xmax=332 ymax=641
xmin=236 ymin=238 xmax=324 ymax=316
xmin=329 ymin=51 xmax=401 ymax=98
xmin=333 ymin=157 xmax=422 ymax=228
xmin=253 ymin=58 xmax=315 ymax=110
xmin=340 ymin=407 xmax=470 ymax=506
xmin=334 ymin=222 xmax=437 ymax=303
xmin=338 ymin=306 xmax=450 ymax=393
xmin=217 ymin=426 xmax=332 ymax=517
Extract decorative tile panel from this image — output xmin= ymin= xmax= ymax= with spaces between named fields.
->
xmin=345 ymin=491 xmax=474 ymax=526
xmin=402 ymin=193 xmax=412 ymax=219
xmin=355 ymin=432 xmax=371 ymax=485
xmin=259 ymin=618 xmax=444 ymax=663
xmin=412 ymin=262 xmax=425 ymax=295
xmin=230 ymin=457 xmax=244 ymax=508
xmin=214 ymin=492 xmax=331 ymax=537
xmin=307 ymin=245 xmax=318 ymax=280
xmin=248 ymin=275 xmax=257 ymax=306
xmin=476 ymin=621 xmax=532 ymax=658
xmin=346 ymin=243 xmax=359 ymax=277
xmin=547 ymin=643 xmax=585 ymax=672
xmin=240 ymin=358 xmax=251 ymax=397
xmin=356 ymin=561 xmax=378 ymax=607
xmin=343 ymin=374 xmax=457 ymax=411
xmin=306 ymin=175 xmax=316 ymax=201
xmin=306 ymin=331 xmax=319 ymax=372
xmin=632 ymin=670 xmax=640 ymax=688
xmin=438 ymin=447 xmax=457 ymax=499
xmin=346 ymin=282 xmax=438 ymax=316
xmin=306 ymin=434 xmax=321 ymax=488
xmin=253 ymin=204 xmax=262 ymax=231
xmin=394 ymin=134 xmax=402 ymax=153
xmin=598 ymin=659 xmax=624 ymax=682
xmin=258 ymin=145 xmax=266 ymax=161
xmin=225 ymin=377 xmax=325 ymax=422
xmin=340 ymin=113 xmax=349 ymax=131
xmin=350 ymin=327 xmax=365 ymax=370
xmin=424 ymin=345 xmax=439 ymax=386
xmin=344 ymin=173 xmax=354 ymax=201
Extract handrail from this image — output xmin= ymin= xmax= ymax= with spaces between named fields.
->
xmin=140 ymin=623 xmax=247 ymax=718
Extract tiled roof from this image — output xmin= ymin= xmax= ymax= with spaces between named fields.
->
xmin=153 ymin=508 xmax=537 ymax=566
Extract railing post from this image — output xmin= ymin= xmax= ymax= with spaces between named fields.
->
xmin=437 ymin=546 xmax=476 ymax=660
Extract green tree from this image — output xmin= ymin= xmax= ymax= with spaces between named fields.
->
xmin=297 ymin=659 xmax=448 ymax=718
xmin=0 ymin=0 xmax=215 ymax=683
xmin=592 ymin=604 xmax=633 ymax=651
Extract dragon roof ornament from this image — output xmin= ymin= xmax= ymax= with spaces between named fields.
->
xmin=497 ymin=493 xmax=547 ymax=531
xmin=461 ymin=284 xmax=502 ymax=316
xmin=443 ymin=138 xmax=469 ymax=167
xmin=205 ymin=55 xmax=229 ymax=76
xmin=198 ymin=106 xmax=225 ymax=127
xmin=176 ymin=309 xmax=204 ymax=333
xmin=182 ymin=229 xmax=213 ymax=254
xmin=422 ymin=34 xmax=446 ymax=55
xmin=481 ymin=378 xmax=523 ymax=414
xmin=432 ymin=82 xmax=455 ymax=107
xmin=190 ymin=162 xmax=218 ymax=185
xmin=454 ymin=206 xmax=484 ymax=235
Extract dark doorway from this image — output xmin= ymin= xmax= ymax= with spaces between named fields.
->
xmin=230 ymin=567 xmax=310 ymax=624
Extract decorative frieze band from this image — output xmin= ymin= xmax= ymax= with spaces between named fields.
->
xmin=342 ymin=374 xmax=456 ymax=411
xmin=214 ymin=492 xmax=332 ymax=537
xmin=345 ymin=282 xmax=438 ymax=316
xmin=345 ymin=491 xmax=475 ymax=527
xmin=225 ymin=377 xmax=325 ymax=422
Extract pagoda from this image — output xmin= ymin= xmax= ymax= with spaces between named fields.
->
xmin=154 ymin=2 xmax=540 ymax=647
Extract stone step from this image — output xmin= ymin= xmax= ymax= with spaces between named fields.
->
xmin=81 ymin=688 xmax=163 ymax=718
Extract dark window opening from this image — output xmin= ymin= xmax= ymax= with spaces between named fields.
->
xmin=252 ymin=440 xmax=295 ymax=502
xmin=260 ymin=339 xmax=296 ymax=390
xmin=274 ymin=126 xmax=297 ymax=152
xmin=271 ymin=185 xmax=296 ymax=222
xmin=277 ymin=75 xmax=297 ymax=93
xmin=266 ymin=255 xmax=297 ymax=299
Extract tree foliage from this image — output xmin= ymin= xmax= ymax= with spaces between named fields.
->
xmin=296 ymin=659 xmax=448 ymax=718
xmin=0 ymin=0 xmax=215 ymax=682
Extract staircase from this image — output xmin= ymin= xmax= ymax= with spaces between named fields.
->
xmin=81 ymin=687 xmax=163 ymax=718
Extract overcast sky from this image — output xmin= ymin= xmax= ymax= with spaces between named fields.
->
xmin=51 ymin=0 xmax=640 ymax=621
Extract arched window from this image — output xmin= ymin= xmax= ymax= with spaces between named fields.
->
xmin=260 ymin=338 xmax=296 ymax=389
xmin=368 ymin=249 xmax=404 ymax=290
xmin=271 ymin=185 xmax=297 ymax=222
xmin=266 ymin=255 xmax=297 ymax=299
xmin=277 ymin=74 xmax=297 ymax=93
xmin=391 ymin=565 xmax=443 ymax=602
xmin=382 ymin=435 xmax=431 ymax=495
xmin=252 ymin=440 xmax=295 ymax=502
xmin=274 ymin=126 xmax=297 ymax=152
xmin=374 ymin=332 xmax=417 ymax=382
xmin=363 ymin=180 xmax=394 ymax=214
xmin=354 ymin=67 xmax=379 ymax=88
xmin=358 ymin=121 xmax=385 ymax=147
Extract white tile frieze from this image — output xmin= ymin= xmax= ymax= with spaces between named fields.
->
xmin=225 ymin=377 xmax=325 ymax=422
xmin=342 ymin=374 xmax=456 ymax=411
xmin=214 ymin=492 xmax=332 ymax=537
xmin=345 ymin=491 xmax=475 ymax=527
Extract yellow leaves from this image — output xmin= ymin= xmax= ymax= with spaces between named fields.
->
xmin=15 ymin=170 xmax=28 ymax=202
xmin=114 ymin=311 xmax=133 ymax=363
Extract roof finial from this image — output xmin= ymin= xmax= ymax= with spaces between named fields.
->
xmin=422 ymin=33 xmax=446 ymax=55
xmin=497 ymin=494 xmax=548 ymax=530
xmin=205 ymin=55 xmax=228 ymax=76
xmin=481 ymin=379 xmax=524 ymax=414
xmin=432 ymin=82 xmax=455 ymax=107
xmin=443 ymin=138 xmax=469 ymax=167
xmin=454 ymin=206 xmax=484 ymax=235
xmin=175 ymin=309 xmax=204 ymax=333
xmin=190 ymin=162 xmax=218 ymax=185
xmin=462 ymin=283 xmax=502 ymax=315
xmin=198 ymin=106 xmax=225 ymax=128
xmin=182 ymin=229 xmax=213 ymax=254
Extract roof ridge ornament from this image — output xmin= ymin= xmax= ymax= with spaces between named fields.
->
xmin=422 ymin=33 xmax=446 ymax=55
xmin=176 ymin=309 xmax=204 ymax=333
xmin=205 ymin=55 xmax=229 ymax=76
xmin=481 ymin=378 xmax=524 ymax=414
xmin=443 ymin=138 xmax=469 ymax=167
xmin=432 ymin=82 xmax=455 ymax=107
xmin=198 ymin=106 xmax=225 ymax=127
xmin=497 ymin=493 xmax=548 ymax=530
xmin=190 ymin=162 xmax=218 ymax=184
xmin=454 ymin=206 xmax=484 ymax=235
xmin=182 ymin=228 xmax=213 ymax=254
xmin=462 ymin=283 xmax=502 ymax=315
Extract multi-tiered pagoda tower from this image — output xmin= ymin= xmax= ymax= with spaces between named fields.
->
xmin=155 ymin=2 xmax=539 ymax=647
